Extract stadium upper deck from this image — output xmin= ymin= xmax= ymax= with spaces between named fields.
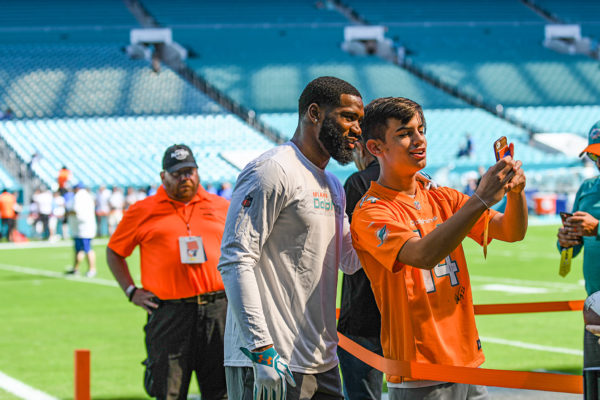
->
xmin=141 ymin=0 xmax=348 ymax=25
xmin=0 ymin=0 xmax=137 ymax=28
xmin=0 ymin=0 xmax=593 ymax=190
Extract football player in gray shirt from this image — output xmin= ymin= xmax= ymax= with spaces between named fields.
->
xmin=218 ymin=76 xmax=364 ymax=400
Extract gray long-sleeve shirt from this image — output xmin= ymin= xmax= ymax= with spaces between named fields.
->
xmin=218 ymin=142 xmax=361 ymax=374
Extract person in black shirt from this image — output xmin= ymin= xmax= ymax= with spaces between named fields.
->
xmin=338 ymin=135 xmax=383 ymax=400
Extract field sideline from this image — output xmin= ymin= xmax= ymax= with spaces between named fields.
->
xmin=0 ymin=224 xmax=586 ymax=399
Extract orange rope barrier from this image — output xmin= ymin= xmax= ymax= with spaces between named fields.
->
xmin=338 ymin=333 xmax=583 ymax=394
xmin=336 ymin=299 xmax=586 ymax=393
xmin=474 ymin=300 xmax=584 ymax=315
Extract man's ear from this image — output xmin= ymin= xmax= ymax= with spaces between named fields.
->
xmin=366 ymin=138 xmax=382 ymax=157
xmin=160 ymin=171 xmax=165 ymax=181
xmin=307 ymin=103 xmax=321 ymax=124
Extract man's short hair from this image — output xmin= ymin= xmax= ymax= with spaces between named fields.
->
xmin=298 ymin=76 xmax=361 ymax=117
xmin=361 ymin=97 xmax=425 ymax=142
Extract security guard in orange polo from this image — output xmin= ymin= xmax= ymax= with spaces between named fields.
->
xmin=107 ymin=144 xmax=229 ymax=400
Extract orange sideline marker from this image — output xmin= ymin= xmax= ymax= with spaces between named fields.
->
xmin=74 ymin=349 xmax=90 ymax=400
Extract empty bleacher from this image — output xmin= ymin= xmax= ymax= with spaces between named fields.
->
xmin=175 ymin=26 xmax=468 ymax=113
xmin=141 ymin=0 xmax=348 ymax=25
xmin=0 ymin=0 xmax=137 ymax=28
xmin=506 ymin=105 xmax=600 ymax=135
xmin=344 ymin=0 xmax=542 ymax=24
xmin=0 ymin=43 xmax=224 ymax=119
xmin=0 ymin=115 xmax=275 ymax=189
xmin=0 ymin=165 xmax=20 ymax=191
xmin=261 ymin=106 xmax=579 ymax=181
xmin=532 ymin=0 xmax=600 ymax=24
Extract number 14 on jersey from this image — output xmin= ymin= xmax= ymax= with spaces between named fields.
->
xmin=422 ymin=255 xmax=459 ymax=293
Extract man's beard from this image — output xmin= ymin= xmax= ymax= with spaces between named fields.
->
xmin=318 ymin=116 xmax=354 ymax=165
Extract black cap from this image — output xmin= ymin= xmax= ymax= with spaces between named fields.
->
xmin=162 ymin=144 xmax=198 ymax=173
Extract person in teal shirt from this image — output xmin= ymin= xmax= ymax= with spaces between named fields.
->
xmin=558 ymin=121 xmax=600 ymax=367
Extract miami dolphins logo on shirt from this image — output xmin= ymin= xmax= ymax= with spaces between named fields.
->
xmin=376 ymin=225 xmax=388 ymax=247
xmin=359 ymin=195 xmax=379 ymax=208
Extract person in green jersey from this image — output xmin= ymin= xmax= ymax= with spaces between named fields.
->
xmin=558 ymin=121 xmax=600 ymax=367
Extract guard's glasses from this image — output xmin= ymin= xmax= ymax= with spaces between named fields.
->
xmin=588 ymin=153 xmax=599 ymax=162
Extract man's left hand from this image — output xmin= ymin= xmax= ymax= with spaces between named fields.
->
xmin=569 ymin=212 xmax=599 ymax=237
xmin=241 ymin=346 xmax=296 ymax=400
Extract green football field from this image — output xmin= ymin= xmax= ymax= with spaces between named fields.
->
xmin=0 ymin=223 xmax=586 ymax=399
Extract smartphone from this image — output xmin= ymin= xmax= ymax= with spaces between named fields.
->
xmin=560 ymin=212 xmax=572 ymax=224
xmin=493 ymin=136 xmax=512 ymax=161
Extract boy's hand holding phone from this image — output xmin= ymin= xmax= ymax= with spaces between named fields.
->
xmin=493 ymin=136 xmax=525 ymax=194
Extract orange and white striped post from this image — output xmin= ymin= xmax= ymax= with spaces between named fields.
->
xmin=74 ymin=349 xmax=90 ymax=400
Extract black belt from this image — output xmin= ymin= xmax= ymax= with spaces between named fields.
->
xmin=159 ymin=291 xmax=226 ymax=305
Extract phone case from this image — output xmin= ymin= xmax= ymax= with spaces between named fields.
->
xmin=494 ymin=136 xmax=511 ymax=161
xmin=560 ymin=212 xmax=572 ymax=224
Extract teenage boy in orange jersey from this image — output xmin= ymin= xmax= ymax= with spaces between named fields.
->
xmin=350 ymin=97 xmax=528 ymax=400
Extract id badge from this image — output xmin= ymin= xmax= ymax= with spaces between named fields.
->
xmin=559 ymin=247 xmax=573 ymax=277
xmin=179 ymin=236 xmax=207 ymax=264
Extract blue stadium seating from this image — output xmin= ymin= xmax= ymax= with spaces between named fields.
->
xmin=0 ymin=43 xmax=224 ymax=119
xmin=0 ymin=0 xmax=137 ymax=28
xmin=141 ymin=0 xmax=348 ymax=25
xmin=506 ymin=105 xmax=600 ymax=136
xmin=0 ymin=166 xmax=20 ymax=191
xmin=0 ymin=115 xmax=276 ymax=189
xmin=344 ymin=0 xmax=542 ymax=24
xmin=383 ymin=24 xmax=600 ymax=107
xmin=533 ymin=0 xmax=600 ymax=24
xmin=261 ymin=106 xmax=579 ymax=181
xmin=176 ymin=26 xmax=467 ymax=113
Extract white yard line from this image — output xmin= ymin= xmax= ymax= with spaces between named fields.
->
xmin=477 ymin=284 xmax=549 ymax=294
xmin=481 ymin=336 xmax=583 ymax=356
xmin=0 ymin=371 xmax=58 ymax=400
xmin=470 ymin=275 xmax=583 ymax=291
xmin=0 ymin=263 xmax=118 ymax=287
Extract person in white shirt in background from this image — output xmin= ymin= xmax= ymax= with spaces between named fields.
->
xmin=108 ymin=186 xmax=125 ymax=235
xmin=65 ymin=183 xmax=97 ymax=278
xmin=95 ymin=185 xmax=111 ymax=237
xmin=218 ymin=76 xmax=364 ymax=400
xmin=33 ymin=186 xmax=53 ymax=240
xmin=49 ymin=191 xmax=66 ymax=242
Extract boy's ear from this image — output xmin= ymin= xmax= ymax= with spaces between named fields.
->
xmin=365 ymin=138 xmax=382 ymax=157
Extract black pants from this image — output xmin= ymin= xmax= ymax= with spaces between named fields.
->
xmin=143 ymin=296 xmax=228 ymax=400
xmin=1 ymin=218 xmax=15 ymax=240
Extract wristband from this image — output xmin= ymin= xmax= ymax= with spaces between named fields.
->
xmin=125 ymin=284 xmax=137 ymax=302
xmin=473 ymin=192 xmax=489 ymax=209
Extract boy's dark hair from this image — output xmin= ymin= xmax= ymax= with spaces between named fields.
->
xmin=298 ymin=76 xmax=361 ymax=117
xmin=361 ymin=97 xmax=425 ymax=142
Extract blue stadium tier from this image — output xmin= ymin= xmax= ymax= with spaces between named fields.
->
xmin=0 ymin=115 xmax=276 ymax=189
xmin=344 ymin=0 xmax=542 ymax=24
xmin=0 ymin=43 xmax=223 ymax=119
xmin=506 ymin=105 xmax=600 ymax=136
xmin=533 ymin=0 xmax=600 ymax=24
xmin=0 ymin=165 xmax=20 ymax=191
xmin=141 ymin=0 xmax=348 ymax=25
xmin=177 ymin=26 xmax=467 ymax=113
xmin=383 ymin=24 xmax=600 ymax=108
xmin=261 ymin=107 xmax=579 ymax=182
xmin=0 ymin=0 xmax=137 ymax=28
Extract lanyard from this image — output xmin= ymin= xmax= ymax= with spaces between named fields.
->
xmin=170 ymin=202 xmax=196 ymax=236
xmin=482 ymin=210 xmax=490 ymax=259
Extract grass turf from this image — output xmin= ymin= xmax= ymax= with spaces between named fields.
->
xmin=0 ymin=224 xmax=586 ymax=398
